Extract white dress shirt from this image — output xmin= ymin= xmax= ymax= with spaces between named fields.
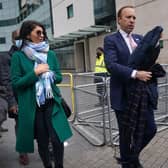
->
xmin=119 ymin=29 xmax=136 ymax=54
xmin=119 ymin=29 xmax=137 ymax=78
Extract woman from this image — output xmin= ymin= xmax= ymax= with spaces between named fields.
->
xmin=10 ymin=20 xmax=72 ymax=168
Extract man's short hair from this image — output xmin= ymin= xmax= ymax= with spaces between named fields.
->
xmin=117 ymin=5 xmax=134 ymax=18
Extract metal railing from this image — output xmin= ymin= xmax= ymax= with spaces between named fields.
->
xmin=58 ymin=73 xmax=75 ymax=122
xmin=59 ymin=64 xmax=168 ymax=147
xmin=71 ymin=65 xmax=168 ymax=147
xmin=72 ymin=73 xmax=108 ymax=146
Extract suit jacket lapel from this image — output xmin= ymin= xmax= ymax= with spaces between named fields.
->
xmin=132 ymin=34 xmax=141 ymax=44
xmin=116 ymin=31 xmax=130 ymax=56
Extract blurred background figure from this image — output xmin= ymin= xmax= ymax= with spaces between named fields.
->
xmin=94 ymin=47 xmax=108 ymax=105
xmin=9 ymin=29 xmax=21 ymax=58
xmin=8 ymin=29 xmax=30 ymax=166
xmin=0 ymin=34 xmax=18 ymax=137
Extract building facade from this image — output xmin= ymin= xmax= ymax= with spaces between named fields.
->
xmin=0 ymin=0 xmax=52 ymax=52
xmin=0 ymin=0 xmax=167 ymax=72
xmin=50 ymin=0 xmax=116 ymax=72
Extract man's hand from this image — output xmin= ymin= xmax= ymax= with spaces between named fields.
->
xmin=135 ymin=71 xmax=152 ymax=82
xmin=9 ymin=105 xmax=18 ymax=114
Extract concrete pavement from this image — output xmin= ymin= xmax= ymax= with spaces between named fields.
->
xmin=1 ymin=118 xmax=168 ymax=168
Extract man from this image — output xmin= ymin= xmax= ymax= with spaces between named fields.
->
xmin=0 ymin=30 xmax=19 ymax=135
xmin=0 ymin=50 xmax=17 ymax=136
xmin=104 ymin=6 xmax=157 ymax=168
xmin=94 ymin=47 xmax=108 ymax=105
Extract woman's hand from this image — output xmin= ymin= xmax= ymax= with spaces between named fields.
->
xmin=34 ymin=64 xmax=49 ymax=75
xmin=9 ymin=105 xmax=18 ymax=114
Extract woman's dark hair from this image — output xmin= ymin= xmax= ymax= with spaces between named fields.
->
xmin=19 ymin=20 xmax=48 ymax=49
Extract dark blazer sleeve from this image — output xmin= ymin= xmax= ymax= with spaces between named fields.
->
xmin=0 ymin=53 xmax=17 ymax=108
xmin=104 ymin=34 xmax=133 ymax=82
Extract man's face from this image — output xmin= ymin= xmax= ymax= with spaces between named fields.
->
xmin=118 ymin=7 xmax=136 ymax=34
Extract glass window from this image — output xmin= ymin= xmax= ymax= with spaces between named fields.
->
xmin=67 ymin=4 xmax=74 ymax=19
xmin=159 ymin=40 xmax=164 ymax=48
xmin=54 ymin=46 xmax=75 ymax=70
xmin=0 ymin=2 xmax=2 ymax=9
xmin=0 ymin=18 xmax=18 ymax=27
xmin=0 ymin=37 xmax=6 ymax=44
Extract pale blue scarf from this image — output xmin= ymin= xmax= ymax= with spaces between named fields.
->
xmin=22 ymin=41 xmax=55 ymax=106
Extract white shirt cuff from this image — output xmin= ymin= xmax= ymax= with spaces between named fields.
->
xmin=131 ymin=70 xmax=137 ymax=78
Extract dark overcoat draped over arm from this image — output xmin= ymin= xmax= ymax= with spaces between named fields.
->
xmin=128 ymin=26 xmax=163 ymax=70
xmin=121 ymin=26 xmax=166 ymax=154
xmin=128 ymin=26 xmax=166 ymax=108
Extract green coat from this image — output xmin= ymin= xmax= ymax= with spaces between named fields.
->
xmin=11 ymin=50 xmax=72 ymax=153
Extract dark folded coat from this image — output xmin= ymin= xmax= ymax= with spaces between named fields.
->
xmin=122 ymin=26 xmax=166 ymax=154
xmin=128 ymin=26 xmax=165 ymax=109
xmin=128 ymin=26 xmax=163 ymax=70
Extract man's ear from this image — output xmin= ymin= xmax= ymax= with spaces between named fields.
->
xmin=117 ymin=17 xmax=121 ymax=25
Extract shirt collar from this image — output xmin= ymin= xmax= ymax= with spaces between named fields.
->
xmin=119 ymin=29 xmax=128 ymax=38
xmin=119 ymin=29 xmax=133 ymax=38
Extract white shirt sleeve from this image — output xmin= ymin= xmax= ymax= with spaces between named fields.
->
xmin=131 ymin=70 xmax=137 ymax=78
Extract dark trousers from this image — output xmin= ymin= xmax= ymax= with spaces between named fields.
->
xmin=0 ymin=97 xmax=8 ymax=125
xmin=115 ymin=106 xmax=157 ymax=167
xmin=35 ymin=100 xmax=64 ymax=168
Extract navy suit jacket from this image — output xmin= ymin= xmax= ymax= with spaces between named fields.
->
xmin=104 ymin=31 xmax=143 ymax=111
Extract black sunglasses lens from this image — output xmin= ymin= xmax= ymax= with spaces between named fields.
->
xmin=36 ymin=31 xmax=43 ymax=36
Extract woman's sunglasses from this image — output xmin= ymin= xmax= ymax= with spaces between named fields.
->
xmin=36 ymin=30 xmax=44 ymax=36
